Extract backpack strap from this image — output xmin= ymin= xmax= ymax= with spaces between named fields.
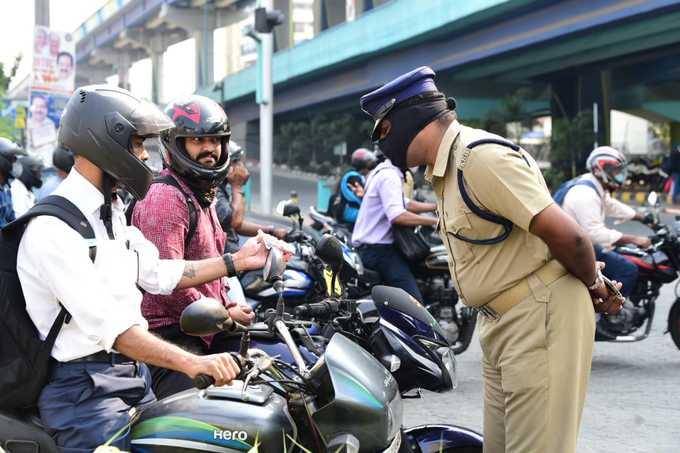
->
xmin=574 ymin=179 xmax=602 ymax=198
xmin=454 ymin=138 xmax=525 ymax=245
xmin=126 ymin=175 xmax=198 ymax=250
xmin=154 ymin=175 xmax=198 ymax=250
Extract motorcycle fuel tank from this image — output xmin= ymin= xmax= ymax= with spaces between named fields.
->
xmin=129 ymin=385 xmax=296 ymax=452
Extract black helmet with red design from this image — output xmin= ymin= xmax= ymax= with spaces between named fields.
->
xmin=161 ymin=95 xmax=231 ymax=189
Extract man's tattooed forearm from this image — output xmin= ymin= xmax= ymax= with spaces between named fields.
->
xmin=183 ymin=263 xmax=196 ymax=278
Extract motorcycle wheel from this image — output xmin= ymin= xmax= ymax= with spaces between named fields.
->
xmin=668 ymin=300 xmax=680 ymax=350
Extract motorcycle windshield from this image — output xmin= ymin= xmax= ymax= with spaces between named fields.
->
xmin=313 ymin=334 xmax=402 ymax=451
xmin=372 ymin=285 xmax=449 ymax=343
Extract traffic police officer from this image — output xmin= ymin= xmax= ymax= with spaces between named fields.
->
xmin=360 ymin=67 xmax=624 ymax=453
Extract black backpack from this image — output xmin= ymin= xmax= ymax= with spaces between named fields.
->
xmin=0 ymin=195 xmax=95 ymax=409
xmin=126 ymin=174 xmax=198 ymax=249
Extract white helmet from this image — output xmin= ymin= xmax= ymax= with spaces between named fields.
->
xmin=586 ymin=146 xmax=627 ymax=189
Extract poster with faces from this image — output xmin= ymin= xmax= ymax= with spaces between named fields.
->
xmin=31 ymin=26 xmax=76 ymax=93
xmin=27 ymin=26 xmax=75 ymax=161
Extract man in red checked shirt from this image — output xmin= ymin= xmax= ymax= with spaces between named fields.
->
xmin=132 ymin=95 xmax=261 ymax=398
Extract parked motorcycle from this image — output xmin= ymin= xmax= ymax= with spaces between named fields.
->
xmin=0 ymin=249 xmax=484 ymax=453
xmin=597 ymin=192 xmax=680 ymax=348
xmin=308 ymin=207 xmax=476 ymax=355
xmin=217 ymin=235 xmax=458 ymax=395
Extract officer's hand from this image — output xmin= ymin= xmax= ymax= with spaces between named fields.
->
xmin=227 ymin=162 xmax=249 ymax=187
xmin=188 ymin=353 xmax=240 ymax=386
xmin=228 ymin=304 xmax=255 ymax=325
xmin=588 ymin=263 xmax=625 ymax=314
xmin=592 ymin=287 xmax=625 ymax=315
xmin=633 ymin=236 xmax=652 ymax=249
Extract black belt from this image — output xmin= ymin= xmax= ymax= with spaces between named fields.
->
xmin=68 ymin=351 xmax=136 ymax=365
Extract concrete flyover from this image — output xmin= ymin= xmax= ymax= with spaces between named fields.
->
xmin=190 ymin=0 xmax=680 ymax=151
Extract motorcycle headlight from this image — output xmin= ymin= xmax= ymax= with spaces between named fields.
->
xmin=439 ymin=346 xmax=458 ymax=390
xmin=418 ymin=339 xmax=458 ymax=389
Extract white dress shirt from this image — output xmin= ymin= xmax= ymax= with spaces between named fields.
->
xmin=10 ymin=179 xmax=36 ymax=217
xmin=562 ymin=173 xmax=636 ymax=247
xmin=17 ymin=169 xmax=186 ymax=361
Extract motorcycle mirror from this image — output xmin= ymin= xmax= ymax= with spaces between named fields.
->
xmin=316 ymin=234 xmax=345 ymax=275
xmin=648 ymin=191 xmax=658 ymax=207
xmin=263 ymin=247 xmax=286 ymax=283
xmin=180 ymin=298 xmax=231 ymax=336
xmin=282 ymin=203 xmax=301 ymax=218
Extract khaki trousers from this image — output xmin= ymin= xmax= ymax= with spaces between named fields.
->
xmin=478 ymin=271 xmax=595 ymax=453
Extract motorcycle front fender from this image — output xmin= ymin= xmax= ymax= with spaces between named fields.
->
xmin=402 ymin=424 xmax=483 ymax=452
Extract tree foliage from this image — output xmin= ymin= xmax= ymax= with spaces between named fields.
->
xmin=0 ymin=54 xmax=23 ymax=143
xmin=275 ymin=113 xmax=373 ymax=175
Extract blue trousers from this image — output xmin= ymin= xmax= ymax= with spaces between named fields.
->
xmin=358 ymin=243 xmax=423 ymax=302
xmin=594 ymin=245 xmax=639 ymax=298
xmin=38 ymin=361 xmax=155 ymax=452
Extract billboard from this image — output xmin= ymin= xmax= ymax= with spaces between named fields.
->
xmin=27 ymin=26 xmax=75 ymax=167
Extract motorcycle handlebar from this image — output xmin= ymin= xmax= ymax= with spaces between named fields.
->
xmin=194 ymin=353 xmax=252 ymax=389
xmin=194 ymin=374 xmax=214 ymax=389
xmin=295 ymin=299 xmax=341 ymax=318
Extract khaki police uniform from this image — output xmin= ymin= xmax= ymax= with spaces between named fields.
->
xmin=427 ymin=120 xmax=595 ymax=453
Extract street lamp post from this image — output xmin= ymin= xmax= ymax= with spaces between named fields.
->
xmin=254 ymin=2 xmax=284 ymax=214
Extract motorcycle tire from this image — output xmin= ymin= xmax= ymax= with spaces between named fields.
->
xmin=667 ymin=300 xmax=680 ymax=350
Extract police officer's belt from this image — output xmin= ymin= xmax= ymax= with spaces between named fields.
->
xmin=67 ymin=351 xmax=136 ymax=365
xmin=476 ymin=260 xmax=567 ymax=320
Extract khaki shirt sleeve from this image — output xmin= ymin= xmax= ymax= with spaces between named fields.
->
xmin=463 ymin=145 xmax=554 ymax=231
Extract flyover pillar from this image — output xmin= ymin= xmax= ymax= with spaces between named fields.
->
xmin=194 ymin=2 xmax=216 ymax=89
xmin=116 ymin=53 xmax=131 ymax=91
xmin=150 ymin=34 xmax=165 ymax=105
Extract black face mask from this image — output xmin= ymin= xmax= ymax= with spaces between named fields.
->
xmin=376 ymin=93 xmax=454 ymax=170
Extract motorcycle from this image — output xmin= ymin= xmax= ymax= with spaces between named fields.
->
xmin=308 ymin=206 xmax=476 ymax=355
xmin=216 ymin=235 xmax=459 ymax=395
xmin=239 ymin=204 xmax=365 ymax=316
xmin=597 ymin=192 xmax=680 ymax=348
xmin=0 ymin=248 xmax=483 ymax=452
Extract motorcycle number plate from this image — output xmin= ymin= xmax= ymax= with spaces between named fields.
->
xmin=324 ymin=269 xmax=342 ymax=296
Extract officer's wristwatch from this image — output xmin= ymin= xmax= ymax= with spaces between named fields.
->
xmin=587 ymin=270 xmax=604 ymax=291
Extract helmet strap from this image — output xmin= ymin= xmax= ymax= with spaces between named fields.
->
xmin=100 ymin=173 xmax=115 ymax=240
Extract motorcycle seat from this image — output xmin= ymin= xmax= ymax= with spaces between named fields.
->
xmin=362 ymin=267 xmax=382 ymax=285
xmin=0 ymin=409 xmax=59 ymax=453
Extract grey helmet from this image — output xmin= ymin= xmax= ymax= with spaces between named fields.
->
xmin=58 ymin=85 xmax=174 ymax=199
xmin=0 ymin=137 xmax=26 ymax=178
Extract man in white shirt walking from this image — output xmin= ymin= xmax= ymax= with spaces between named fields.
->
xmin=16 ymin=85 xmax=279 ymax=451
xmin=561 ymin=146 xmax=651 ymax=298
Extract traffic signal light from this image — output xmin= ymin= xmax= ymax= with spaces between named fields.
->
xmin=254 ymin=7 xmax=285 ymax=33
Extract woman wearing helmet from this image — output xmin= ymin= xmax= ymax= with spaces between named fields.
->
xmin=17 ymin=86 xmax=277 ymax=451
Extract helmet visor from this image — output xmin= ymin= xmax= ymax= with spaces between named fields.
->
xmin=129 ymin=101 xmax=175 ymax=137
